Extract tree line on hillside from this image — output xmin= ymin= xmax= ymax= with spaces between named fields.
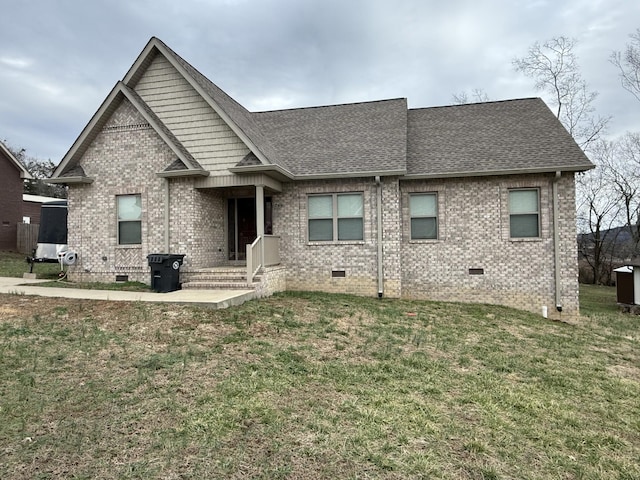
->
xmin=455 ymin=29 xmax=640 ymax=285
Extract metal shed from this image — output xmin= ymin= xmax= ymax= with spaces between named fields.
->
xmin=614 ymin=257 xmax=640 ymax=305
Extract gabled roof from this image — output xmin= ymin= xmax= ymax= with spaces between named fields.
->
xmin=406 ymin=98 xmax=594 ymax=178
xmin=250 ymin=99 xmax=407 ymax=178
xmin=52 ymin=82 xmax=208 ymax=182
xmin=0 ymin=140 xmax=32 ymax=179
xmin=123 ymin=37 xmax=287 ymax=174
xmin=53 ymin=37 xmax=594 ymax=184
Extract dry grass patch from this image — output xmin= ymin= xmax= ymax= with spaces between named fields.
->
xmin=0 ymin=288 xmax=638 ymax=479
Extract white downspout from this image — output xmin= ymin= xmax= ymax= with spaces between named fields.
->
xmin=376 ymin=176 xmax=384 ymax=298
xmin=553 ymin=171 xmax=562 ymax=312
xmin=164 ymin=178 xmax=170 ymax=253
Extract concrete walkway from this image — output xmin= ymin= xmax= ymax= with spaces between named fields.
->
xmin=0 ymin=277 xmax=255 ymax=309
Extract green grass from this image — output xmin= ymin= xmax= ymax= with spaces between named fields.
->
xmin=0 ymin=250 xmax=62 ymax=279
xmin=36 ymin=280 xmax=150 ymax=291
xmin=580 ymin=283 xmax=619 ymax=315
xmin=0 ymin=251 xmax=150 ymax=291
xmin=0 ymin=287 xmax=638 ymax=479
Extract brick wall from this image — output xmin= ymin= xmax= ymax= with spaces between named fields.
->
xmin=399 ymin=173 xmax=579 ymax=318
xmin=63 ymin=97 xmax=580 ymax=317
xmin=169 ymin=178 xmax=226 ymax=270
xmin=274 ymin=178 xmax=394 ymax=296
xmin=67 ymin=98 xmax=219 ymax=283
xmin=274 ymin=173 xmax=579 ymax=318
xmin=0 ymin=152 xmax=24 ymax=250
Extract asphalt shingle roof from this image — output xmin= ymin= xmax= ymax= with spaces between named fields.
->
xmin=54 ymin=38 xmax=594 ymax=182
xmin=406 ymin=98 xmax=593 ymax=176
xmin=253 ymin=99 xmax=408 ymax=177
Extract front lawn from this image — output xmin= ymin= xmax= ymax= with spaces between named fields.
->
xmin=0 ymin=287 xmax=637 ymax=479
xmin=0 ymin=250 xmax=61 ymax=279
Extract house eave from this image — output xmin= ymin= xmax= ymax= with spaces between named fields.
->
xmin=229 ymin=164 xmax=294 ymax=181
xmin=293 ymin=169 xmax=407 ymax=180
xmin=156 ymin=169 xmax=210 ymax=178
xmin=401 ymin=164 xmax=595 ymax=180
xmin=47 ymin=176 xmax=95 ymax=184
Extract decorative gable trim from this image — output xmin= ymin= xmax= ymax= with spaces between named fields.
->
xmin=52 ymin=82 xmax=208 ymax=181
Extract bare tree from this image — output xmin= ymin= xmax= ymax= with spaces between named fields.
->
xmin=576 ymin=141 xmax=621 ymax=284
xmin=610 ymin=28 xmax=640 ymax=102
xmin=513 ymin=36 xmax=609 ymax=151
xmin=604 ymin=132 xmax=640 ymax=252
xmin=451 ymin=88 xmax=491 ymax=104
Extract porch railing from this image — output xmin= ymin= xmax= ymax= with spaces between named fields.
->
xmin=246 ymin=235 xmax=281 ymax=283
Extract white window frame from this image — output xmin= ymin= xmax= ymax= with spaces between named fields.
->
xmin=308 ymin=192 xmax=364 ymax=242
xmin=409 ymin=192 xmax=438 ymax=240
xmin=117 ymin=194 xmax=142 ymax=245
xmin=508 ymin=188 xmax=540 ymax=238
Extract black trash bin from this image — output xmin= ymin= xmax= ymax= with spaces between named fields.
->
xmin=147 ymin=254 xmax=185 ymax=292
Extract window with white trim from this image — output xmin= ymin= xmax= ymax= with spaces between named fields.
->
xmin=509 ymin=188 xmax=540 ymax=238
xmin=117 ymin=194 xmax=142 ymax=245
xmin=308 ymin=193 xmax=363 ymax=241
xmin=410 ymin=193 xmax=438 ymax=240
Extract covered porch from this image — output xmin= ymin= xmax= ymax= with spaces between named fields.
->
xmin=192 ymin=173 xmax=283 ymax=287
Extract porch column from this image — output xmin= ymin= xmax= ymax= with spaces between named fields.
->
xmin=256 ymin=185 xmax=265 ymax=266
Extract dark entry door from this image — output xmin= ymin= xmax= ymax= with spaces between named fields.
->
xmin=228 ymin=198 xmax=256 ymax=261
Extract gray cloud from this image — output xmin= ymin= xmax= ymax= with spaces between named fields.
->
xmin=0 ymin=0 xmax=638 ymax=161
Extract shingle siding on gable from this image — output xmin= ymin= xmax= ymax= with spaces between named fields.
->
xmin=134 ymin=54 xmax=250 ymax=175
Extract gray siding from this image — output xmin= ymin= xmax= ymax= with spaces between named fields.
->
xmin=134 ymin=54 xmax=250 ymax=175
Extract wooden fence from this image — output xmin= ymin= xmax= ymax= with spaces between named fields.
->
xmin=17 ymin=223 xmax=39 ymax=254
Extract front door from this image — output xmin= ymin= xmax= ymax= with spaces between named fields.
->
xmin=228 ymin=198 xmax=256 ymax=261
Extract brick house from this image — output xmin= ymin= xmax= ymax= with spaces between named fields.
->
xmin=50 ymin=37 xmax=593 ymax=317
xmin=0 ymin=141 xmax=32 ymax=250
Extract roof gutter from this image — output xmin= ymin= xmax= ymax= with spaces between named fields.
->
xmin=401 ymin=164 xmax=595 ymax=180
xmin=295 ymin=169 xmax=406 ymax=180
xmin=156 ymin=169 xmax=210 ymax=178
xmin=230 ymin=164 xmax=406 ymax=181
xmin=229 ymin=163 xmax=295 ymax=180
xmin=47 ymin=176 xmax=94 ymax=184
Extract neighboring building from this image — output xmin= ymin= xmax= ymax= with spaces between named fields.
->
xmin=50 ymin=37 xmax=594 ymax=318
xmin=0 ymin=141 xmax=32 ymax=250
xmin=23 ymin=194 xmax=62 ymax=224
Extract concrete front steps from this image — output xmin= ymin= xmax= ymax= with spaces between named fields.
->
xmin=181 ymin=266 xmax=260 ymax=291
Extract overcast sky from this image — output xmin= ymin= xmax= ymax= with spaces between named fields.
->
xmin=1 ymin=0 xmax=638 ymax=162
